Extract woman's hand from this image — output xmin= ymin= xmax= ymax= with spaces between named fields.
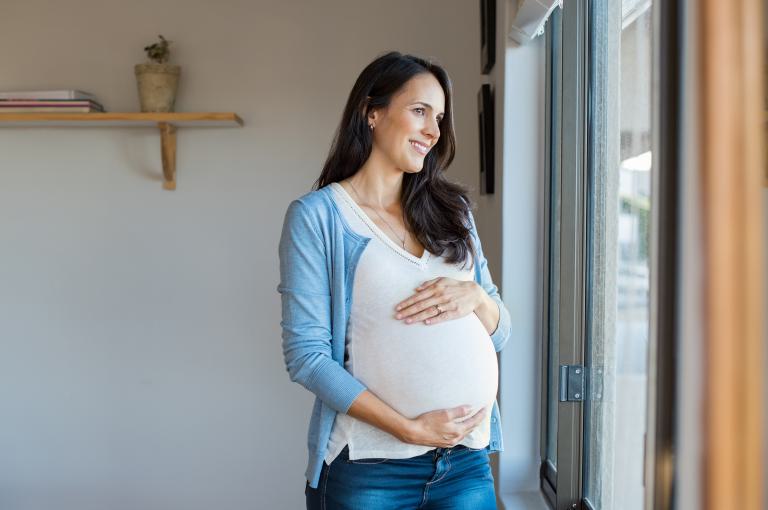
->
xmin=394 ymin=277 xmax=484 ymax=326
xmin=400 ymin=405 xmax=488 ymax=448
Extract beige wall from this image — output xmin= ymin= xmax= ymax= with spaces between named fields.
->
xmin=0 ymin=1 xmax=493 ymax=508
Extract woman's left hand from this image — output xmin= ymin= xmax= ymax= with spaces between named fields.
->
xmin=394 ymin=277 xmax=484 ymax=326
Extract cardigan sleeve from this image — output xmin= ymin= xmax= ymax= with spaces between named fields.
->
xmin=277 ymin=199 xmax=367 ymax=414
xmin=467 ymin=209 xmax=513 ymax=353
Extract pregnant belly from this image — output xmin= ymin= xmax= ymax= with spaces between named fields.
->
xmin=349 ymin=313 xmax=499 ymax=418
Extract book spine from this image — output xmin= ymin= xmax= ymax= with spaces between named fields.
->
xmin=0 ymin=107 xmax=104 ymax=113
xmin=0 ymin=99 xmax=101 ymax=107
xmin=0 ymin=100 xmax=103 ymax=107
xmin=0 ymin=90 xmax=98 ymax=101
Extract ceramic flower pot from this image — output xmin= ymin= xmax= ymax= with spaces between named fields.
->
xmin=134 ymin=63 xmax=181 ymax=112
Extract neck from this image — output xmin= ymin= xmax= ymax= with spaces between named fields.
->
xmin=348 ymin=157 xmax=404 ymax=209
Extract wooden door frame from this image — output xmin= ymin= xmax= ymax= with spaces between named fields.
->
xmin=700 ymin=0 xmax=765 ymax=508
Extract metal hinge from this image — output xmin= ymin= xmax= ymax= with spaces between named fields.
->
xmin=559 ymin=365 xmax=585 ymax=402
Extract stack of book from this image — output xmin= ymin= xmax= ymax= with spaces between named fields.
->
xmin=0 ymin=90 xmax=105 ymax=113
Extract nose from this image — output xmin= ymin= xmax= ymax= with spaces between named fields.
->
xmin=423 ymin=117 xmax=440 ymax=140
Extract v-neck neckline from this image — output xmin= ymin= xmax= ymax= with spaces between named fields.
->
xmin=331 ymin=182 xmax=431 ymax=266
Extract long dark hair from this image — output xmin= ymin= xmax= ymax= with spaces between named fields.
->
xmin=314 ymin=51 xmax=476 ymax=269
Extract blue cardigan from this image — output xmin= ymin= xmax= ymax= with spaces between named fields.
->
xmin=277 ymin=184 xmax=512 ymax=489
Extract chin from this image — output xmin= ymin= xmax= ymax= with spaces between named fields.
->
xmin=404 ymin=160 xmax=425 ymax=173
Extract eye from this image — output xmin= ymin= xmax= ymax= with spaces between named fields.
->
xmin=414 ymin=107 xmax=426 ymax=115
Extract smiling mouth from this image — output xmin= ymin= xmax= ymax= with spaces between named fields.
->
xmin=410 ymin=140 xmax=430 ymax=156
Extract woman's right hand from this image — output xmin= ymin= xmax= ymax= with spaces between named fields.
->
xmin=400 ymin=405 xmax=487 ymax=448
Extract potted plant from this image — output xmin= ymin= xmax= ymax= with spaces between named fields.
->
xmin=134 ymin=35 xmax=180 ymax=112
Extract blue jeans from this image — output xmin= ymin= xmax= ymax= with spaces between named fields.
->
xmin=305 ymin=444 xmax=497 ymax=509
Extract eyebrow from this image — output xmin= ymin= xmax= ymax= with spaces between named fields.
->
xmin=411 ymin=101 xmax=445 ymax=117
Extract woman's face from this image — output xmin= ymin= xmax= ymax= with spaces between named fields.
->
xmin=368 ymin=73 xmax=446 ymax=174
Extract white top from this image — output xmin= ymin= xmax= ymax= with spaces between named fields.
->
xmin=324 ymin=182 xmax=499 ymax=464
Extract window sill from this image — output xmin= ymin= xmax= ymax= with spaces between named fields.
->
xmin=500 ymin=490 xmax=550 ymax=510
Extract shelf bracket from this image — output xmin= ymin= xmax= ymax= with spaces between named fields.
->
xmin=158 ymin=122 xmax=177 ymax=190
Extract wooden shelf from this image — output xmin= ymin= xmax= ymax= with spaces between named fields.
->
xmin=0 ymin=112 xmax=244 ymax=189
xmin=0 ymin=112 xmax=242 ymax=126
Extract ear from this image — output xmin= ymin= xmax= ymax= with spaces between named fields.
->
xmin=363 ymin=97 xmax=372 ymax=120
xmin=364 ymin=96 xmax=381 ymax=124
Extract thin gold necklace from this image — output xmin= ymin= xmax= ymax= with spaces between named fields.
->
xmin=347 ymin=180 xmax=408 ymax=249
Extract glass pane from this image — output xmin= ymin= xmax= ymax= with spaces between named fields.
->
xmin=584 ymin=0 xmax=652 ymax=508
xmin=545 ymin=8 xmax=563 ymax=470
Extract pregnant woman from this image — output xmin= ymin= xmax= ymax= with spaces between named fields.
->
xmin=278 ymin=51 xmax=512 ymax=509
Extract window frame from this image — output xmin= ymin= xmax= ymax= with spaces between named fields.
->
xmin=539 ymin=0 xmax=590 ymax=508
xmin=538 ymin=1 xmax=679 ymax=509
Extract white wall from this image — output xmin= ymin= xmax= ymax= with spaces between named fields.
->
xmin=0 ymin=1 xmax=507 ymax=509
xmin=489 ymin=0 xmax=548 ymax=505
xmin=498 ymin=36 xmax=546 ymax=493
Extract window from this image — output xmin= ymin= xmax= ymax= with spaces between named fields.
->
xmin=540 ymin=1 xmax=659 ymax=508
